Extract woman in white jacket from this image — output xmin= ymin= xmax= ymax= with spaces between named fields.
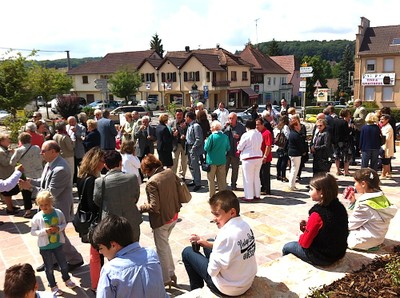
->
xmin=236 ymin=120 xmax=263 ymax=202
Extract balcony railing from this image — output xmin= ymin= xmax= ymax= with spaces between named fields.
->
xmin=212 ymin=80 xmax=231 ymax=87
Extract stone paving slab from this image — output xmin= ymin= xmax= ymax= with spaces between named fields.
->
xmin=0 ymin=149 xmax=399 ymax=297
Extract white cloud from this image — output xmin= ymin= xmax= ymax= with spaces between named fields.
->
xmin=1 ymin=0 xmax=399 ymax=61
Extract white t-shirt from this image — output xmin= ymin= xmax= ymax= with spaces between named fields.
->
xmin=121 ymin=154 xmax=142 ymax=184
xmin=208 ymin=216 xmax=257 ymax=296
xmin=214 ymin=108 xmax=229 ymax=126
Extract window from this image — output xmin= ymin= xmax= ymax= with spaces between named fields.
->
xmin=273 ymin=77 xmax=276 ymax=85
xmin=242 ymin=71 xmax=248 ymax=81
xmin=82 ymin=76 xmax=88 ymax=84
xmin=364 ymin=87 xmax=375 ymax=101
xmin=161 ymin=72 xmax=177 ymax=82
xmin=183 ymin=71 xmax=200 ymax=82
xmin=206 ymin=72 xmax=210 ymax=82
xmin=384 ymin=59 xmax=394 ymax=72
xmin=267 ymin=77 xmax=271 ymax=85
xmin=280 ymin=77 xmax=286 ymax=85
xmin=382 ymin=87 xmax=393 ymax=101
xmin=100 ymin=75 xmax=109 ymax=79
xmin=391 ymin=38 xmax=400 ymax=45
xmin=231 ymin=71 xmax=237 ymax=81
xmin=366 ymin=60 xmax=376 ymax=72
xmin=144 ymin=73 xmax=155 ymax=82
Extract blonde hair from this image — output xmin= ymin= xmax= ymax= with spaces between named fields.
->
xmin=365 ymin=112 xmax=378 ymax=124
xmin=158 ymin=113 xmax=169 ymax=124
xmin=36 ymin=191 xmax=54 ymax=206
xmin=87 ymin=119 xmax=97 ymax=130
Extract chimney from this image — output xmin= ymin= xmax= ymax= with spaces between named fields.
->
xmin=216 ymin=43 xmax=220 ymax=50
xmin=185 ymin=46 xmax=190 ymax=52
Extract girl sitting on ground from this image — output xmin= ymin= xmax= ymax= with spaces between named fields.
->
xmin=347 ymin=168 xmax=397 ymax=251
xmin=282 ymin=173 xmax=348 ymax=266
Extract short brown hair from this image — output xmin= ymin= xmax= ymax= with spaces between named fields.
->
xmin=309 ymin=173 xmax=338 ymax=206
xmin=209 ymin=190 xmax=240 ymax=215
xmin=140 ymin=154 xmax=162 ymax=176
xmin=18 ymin=132 xmax=32 ymax=144
xmin=4 ymin=263 xmax=36 ymax=298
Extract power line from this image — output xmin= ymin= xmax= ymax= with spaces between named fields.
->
xmin=0 ymin=47 xmax=67 ymax=53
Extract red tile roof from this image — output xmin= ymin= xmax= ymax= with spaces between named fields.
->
xmin=359 ymin=25 xmax=400 ymax=55
xmin=239 ymin=44 xmax=289 ymax=75
xmin=166 ymin=47 xmax=252 ymax=67
xmin=271 ymin=55 xmax=299 ymax=83
xmin=68 ymin=50 xmax=161 ymax=75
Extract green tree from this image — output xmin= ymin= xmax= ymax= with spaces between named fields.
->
xmin=108 ymin=67 xmax=142 ymax=104
xmin=0 ymin=52 xmax=33 ymax=114
xmin=338 ymin=44 xmax=355 ymax=100
xmin=28 ymin=66 xmax=73 ymax=118
xmin=150 ymin=33 xmax=164 ymax=58
xmin=267 ymin=38 xmax=281 ymax=56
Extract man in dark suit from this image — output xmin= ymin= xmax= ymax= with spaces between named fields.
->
xmin=97 ymin=110 xmax=118 ymax=150
xmin=134 ymin=116 xmax=156 ymax=160
xmin=21 ymin=141 xmax=84 ymax=272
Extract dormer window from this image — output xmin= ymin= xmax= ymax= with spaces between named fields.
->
xmin=391 ymin=38 xmax=400 ymax=45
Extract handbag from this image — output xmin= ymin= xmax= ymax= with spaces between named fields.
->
xmin=202 ymin=135 xmax=212 ymax=172
xmin=380 ymin=134 xmax=386 ymax=146
xmin=72 ymin=177 xmax=95 ymax=236
xmin=274 ymin=130 xmax=287 ymax=148
xmin=87 ymin=177 xmax=105 ymax=244
xmin=176 ymin=175 xmax=192 ymax=203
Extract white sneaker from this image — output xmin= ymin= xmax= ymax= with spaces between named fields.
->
xmin=51 ymin=286 xmax=63 ymax=296
xmin=65 ymin=279 xmax=77 ymax=289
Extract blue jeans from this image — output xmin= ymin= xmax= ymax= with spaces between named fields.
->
xmin=181 ymin=246 xmax=223 ymax=295
xmin=282 ymin=241 xmax=332 ymax=266
xmin=40 ymin=245 xmax=70 ymax=287
xmin=189 ymin=152 xmax=201 ymax=186
xmin=361 ymin=149 xmax=379 ymax=171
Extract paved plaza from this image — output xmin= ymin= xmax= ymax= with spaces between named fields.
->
xmin=0 ymin=148 xmax=400 ymax=297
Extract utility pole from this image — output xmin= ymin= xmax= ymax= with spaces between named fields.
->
xmin=255 ymin=18 xmax=260 ymax=47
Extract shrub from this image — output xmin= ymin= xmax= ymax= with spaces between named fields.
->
xmin=56 ymin=95 xmax=82 ymax=119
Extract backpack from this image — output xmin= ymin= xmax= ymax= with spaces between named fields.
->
xmin=274 ymin=130 xmax=287 ymax=148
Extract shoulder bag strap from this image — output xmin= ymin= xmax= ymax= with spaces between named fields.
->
xmin=17 ymin=145 xmax=32 ymax=162
xmin=78 ymin=177 xmax=89 ymax=203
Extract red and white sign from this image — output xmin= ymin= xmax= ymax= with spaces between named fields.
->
xmin=362 ymin=73 xmax=395 ymax=86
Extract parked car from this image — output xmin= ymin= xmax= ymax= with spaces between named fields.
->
xmin=109 ymin=106 xmax=152 ymax=124
xmin=138 ymin=100 xmax=158 ymax=111
xmin=236 ymin=104 xmax=280 ymax=123
xmin=89 ymin=101 xmax=120 ymax=111
xmin=0 ymin=110 xmax=11 ymax=124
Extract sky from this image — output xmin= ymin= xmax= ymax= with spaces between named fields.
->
xmin=1 ymin=0 xmax=399 ymax=61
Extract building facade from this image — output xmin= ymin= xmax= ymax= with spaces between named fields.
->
xmin=354 ymin=17 xmax=400 ymax=108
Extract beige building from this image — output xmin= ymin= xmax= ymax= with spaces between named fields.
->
xmin=239 ymin=44 xmax=291 ymax=104
xmin=354 ymin=17 xmax=400 ymax=107
xmin=67 ymin=50 xmax=161 ymax=103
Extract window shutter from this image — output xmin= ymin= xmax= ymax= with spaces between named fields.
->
xmin=196 ymin=71 xmax=200 ymax=81
xmin=173 ymin=72 xmax=177 ymax=82
xmin=184 ymin=72 xmax=188 ymax=82
xmin=141 ymin=74 xmax=144 ymax=82
xmin=161 ymin=73 xmax=166 ymax=82
xmin=152 ymin=73 xmax=155 ymax=82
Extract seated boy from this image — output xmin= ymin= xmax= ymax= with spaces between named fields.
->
xmin=4 ymin=263 xmax=53 ymax=298
xmin=91 ymin=214 xmax=167 ymax=297
xmin=182 ymin=190 xmax=257 ymax=296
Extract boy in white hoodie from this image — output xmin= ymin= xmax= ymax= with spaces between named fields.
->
xmin=182 ymin=190 xmax=257 ymax=296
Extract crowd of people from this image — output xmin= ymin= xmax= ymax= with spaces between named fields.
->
xmin=0 ymin=99 xmax=398 ymax=297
